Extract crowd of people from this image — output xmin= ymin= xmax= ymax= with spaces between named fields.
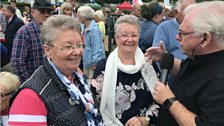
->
xmin=1 ymin=0 xmax=224 ymax=126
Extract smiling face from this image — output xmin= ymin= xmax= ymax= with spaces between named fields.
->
xmin=43 ymin=29 xmax=83 ymax=77
xmin=115 ymin=23 xmax=139 ymax=55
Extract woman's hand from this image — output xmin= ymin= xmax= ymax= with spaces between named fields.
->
xmin=125 ymin=116 xmax=149 ymax=126
xmin=153 ymin=81 xmax=175 ymax=105
xmin=144 ymin=41 xmax=166 ymax=64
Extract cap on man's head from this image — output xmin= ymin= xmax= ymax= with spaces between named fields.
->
xmin=10 ymin=0 xmax=17 ymax=3
xmin=32 ymin=0 xmax=52 ymax=10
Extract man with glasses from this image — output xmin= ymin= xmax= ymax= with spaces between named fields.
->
xmin=145 ymin=1 xmax=224 ymax=126
xmin=11 ymin=0 xmax=52 ymax=83
xmin=152 ymin=0 xmax=196 ymax=85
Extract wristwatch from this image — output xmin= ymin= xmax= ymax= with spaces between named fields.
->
xmin=144 ymin=116 xmax=150 ymax=122
xmin=163 ymin=97 xmax=177 ymax=110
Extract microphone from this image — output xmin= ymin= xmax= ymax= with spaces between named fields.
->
xmin=160 ymin=53 xmax=174 ymax=84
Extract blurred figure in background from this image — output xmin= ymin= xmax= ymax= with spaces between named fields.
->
xmin=2 ymin=5 xmax=24 ymax=60
xmin=0 ymin=71 xmax=20 ymax=126
xmin=77 ymin=6 xmax=105 ymax=82
xmin=131 ymin=2 xmax=141 ymax=18
xmin=22 ymin=5 xmax=32 ymax=24
xmin=60 ymin=2 xmax=73 ymax=16
xmin=138 ymin=1 xmax=163 ymax=53
xmin=94 ymin=10 xmax=105 ymax=37
xmin=10 ymin=0 xmax=22 ymax=19
xmin=10 ymin=0 xmax=52 ymax=83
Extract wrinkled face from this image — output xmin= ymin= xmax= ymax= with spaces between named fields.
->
xmin=115 ymin=23 xmax=139 ymax=55
xmin=176 ymin=17 xmax=202 ymax=58
xmin=63 ymin=7 xmax=73 ymax=16
xmin=44 ymin=29 xmax=83 ymax=77
xmin=32 ymin=9 xmax=51 ymax=25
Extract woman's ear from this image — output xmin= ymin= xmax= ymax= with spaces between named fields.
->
xmin=43 ymin=44 xmax=51 ymax=57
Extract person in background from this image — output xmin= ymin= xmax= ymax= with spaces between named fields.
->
xmin=77 ymin=6 xmax=105 ymax=81
xmin=22 ymin=5 xmax=32 ymax=24
xmin=158 ymin=2 xmax=168 ymax=22
xmin=138 ymin=1 xmax=163 ymax=53
xmin=10 ymin=0 xmax=22 ymax=19
xmin=67 ymin=0 xmax=78 ymax=17
xmin=91 ymin=15 xmax=159 ymax=126
xmin=0 ymin=5 xmax=7 ymax=33
xmin=0 ymin=71 xmax=20 ymax=126
xmin=152 ymin=0 xmax=196 ymax=85
xmin=94 ymin=10 xmax=106 ymax=37
xmin=8 ymin=15 xmax=103 ymax=126
xmin=2 ymin=5 xmax=24 ymax=61
xmin=131 ymin=2 xmax=141 ymax=19
xmin=60 ymin=2 xmax=73 ymax=16
xmin=0 ymin=43 xmax=8 ymax=68
xmin=10 ymin=0 xmax=52 ymax=83
xmin=145 ymin=1 xmax=224 ymax=126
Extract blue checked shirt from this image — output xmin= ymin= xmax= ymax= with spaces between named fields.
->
xmin=11 ymin=19 xmax=44 ymax=83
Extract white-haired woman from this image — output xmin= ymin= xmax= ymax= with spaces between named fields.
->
xmin=0 ymin=71 xmax=20 ymax=126
xmin=77 ymin=6 xmax=105 ymax=82
xmin=91 ymin=15 xmax=159 ymax=126
xmin=94 ymin=10 xmax=105 ymax=36
xmin=8 ymin=15 xmax=103 ymax=126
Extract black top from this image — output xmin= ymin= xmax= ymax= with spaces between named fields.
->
xmin=157 ymin=50 xmax=224 ymax=126
xmin=91 ymin=58 xmax=159 ymax=125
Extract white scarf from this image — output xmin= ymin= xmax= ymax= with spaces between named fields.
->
xmin=100 ymin=47 xmax=157 ymax=126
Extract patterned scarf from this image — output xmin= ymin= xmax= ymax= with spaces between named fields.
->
xmin=48 ymin=58 xmax=103 ymax=126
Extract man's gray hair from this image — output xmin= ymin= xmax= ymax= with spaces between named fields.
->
xmin=184 ymin=1 xmax=224 ymax=43
xmin=40 ymin=15 xmax=81 ymax=45
xmin=114 ymin=15 xmax=140 ymax=34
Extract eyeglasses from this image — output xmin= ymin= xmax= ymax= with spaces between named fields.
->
xmin=177 ymin=29 xmax=195 ymax=40
xmin=48 ymin=43 xmax=85 ymax=51
xmin=37 ymin=9 xmax=52 ymax=14
xmin=1 ymin=91 xmax=14 ymax=98
xmin=118 ymin=34 xmax=139 ymax=40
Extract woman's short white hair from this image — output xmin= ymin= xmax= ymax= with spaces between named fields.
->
xmin=0 ymin=72 xmax=20 ymax=93
xmin=95 ymin=10 xmax=105 ymax=21
xmin=77 ymin=6 xmax=95 ymax=20
xmin=40 ymin=15 xmax=81 ymax=45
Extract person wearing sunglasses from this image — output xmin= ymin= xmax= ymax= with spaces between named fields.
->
xmin=10 ymin=0 xmax=52 ymax=83
xmin=0 ymin=71 xmax=20 ymax=126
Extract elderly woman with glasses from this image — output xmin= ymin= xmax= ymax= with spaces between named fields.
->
xmin=91 ymin=15 xmax=159 ymax=126
xmin=0 ymin=72 xmax=20 ymax=126
xmin=8 ymin=15 xmax=103 ymax=126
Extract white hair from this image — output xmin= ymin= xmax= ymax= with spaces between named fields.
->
xmin=184 ymin=1 xmax=224 ymax=43
xmin=95 ymin=10 xmax=105 ymax=21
